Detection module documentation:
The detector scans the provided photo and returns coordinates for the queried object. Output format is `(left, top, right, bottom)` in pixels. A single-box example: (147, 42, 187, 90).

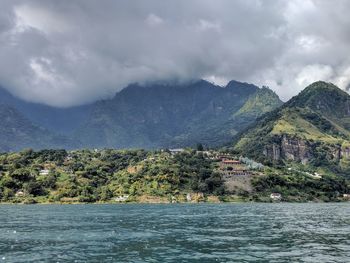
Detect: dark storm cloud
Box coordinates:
(0, 0, 349, 106)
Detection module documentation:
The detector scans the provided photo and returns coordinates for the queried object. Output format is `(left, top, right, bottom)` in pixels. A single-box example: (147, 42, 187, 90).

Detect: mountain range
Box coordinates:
(233, 81, 350, 174)
(0, 80, 282, 151)
(1, 78, 350, 174)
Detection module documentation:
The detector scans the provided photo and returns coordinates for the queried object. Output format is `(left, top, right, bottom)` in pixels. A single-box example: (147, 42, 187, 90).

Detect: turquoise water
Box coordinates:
(0, 203, 349, 262)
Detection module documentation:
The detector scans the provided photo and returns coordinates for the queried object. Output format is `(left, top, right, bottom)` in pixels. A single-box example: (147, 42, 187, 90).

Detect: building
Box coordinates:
(270, 193, 282, 201)
(219, 159, 250, 176)
(169, 148, 184, 155)
(220, 159, 241, 169)
(15, 190, 25, 197)
(310, 173, 322, 179)
(114, 195, 129, 202)
(186, 192, 204, 202)
(343, 194, 350, 200)
(39, 169, 50, 176)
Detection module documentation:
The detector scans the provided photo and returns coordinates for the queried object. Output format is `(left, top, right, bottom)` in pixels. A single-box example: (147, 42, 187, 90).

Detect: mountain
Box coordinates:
(233, 86, 283, 120)
(0, 104, 79, 151)
(0, 79, 282, 151)
(233, 81, 350, 174)
(0, 87, 93, 134)
(172, 85, 283, 147)
(74, 80, 282, 148)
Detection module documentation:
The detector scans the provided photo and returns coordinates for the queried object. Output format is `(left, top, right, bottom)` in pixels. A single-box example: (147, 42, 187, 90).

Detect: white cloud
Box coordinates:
(296, 35, 326, 52)
(146, 14, 164, 27)
(204, 75, 228, 86)
(0, 0, 349, 107)
(296, 64, 334, 87)
(14, 4, 70, 34)
(198, 19, 221, 32)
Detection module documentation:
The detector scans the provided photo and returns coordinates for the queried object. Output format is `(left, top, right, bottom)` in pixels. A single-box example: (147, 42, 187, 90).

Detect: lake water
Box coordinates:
(0, 203, 349, 262)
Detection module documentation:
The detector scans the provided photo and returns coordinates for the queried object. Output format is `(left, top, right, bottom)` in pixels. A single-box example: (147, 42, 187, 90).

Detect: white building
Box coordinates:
(169, 148, 184, 155)
(270, 193, 282, 201)
(39, 169, 50, 176)
(114, 195, 129, 202)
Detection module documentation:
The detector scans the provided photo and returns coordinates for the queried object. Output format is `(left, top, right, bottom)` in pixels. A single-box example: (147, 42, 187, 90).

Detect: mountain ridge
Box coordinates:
(232, 81, 350, 175)
(0, 104, 79, 151)
(75, 80, 282, 148)
(0, 79, 282, 151)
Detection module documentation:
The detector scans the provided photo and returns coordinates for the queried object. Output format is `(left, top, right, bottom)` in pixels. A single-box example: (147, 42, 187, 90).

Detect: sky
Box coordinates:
(0, 0, 350, 107)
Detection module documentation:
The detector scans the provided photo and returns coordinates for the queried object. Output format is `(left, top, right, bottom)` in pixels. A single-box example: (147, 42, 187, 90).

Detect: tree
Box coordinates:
(11, 168, 32, 182)
(196, 143, 204, 151)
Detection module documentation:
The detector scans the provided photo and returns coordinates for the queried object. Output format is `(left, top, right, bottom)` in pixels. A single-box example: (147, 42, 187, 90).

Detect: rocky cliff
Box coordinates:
(263, 135, 312, 164)
(233, 81, 350, 173)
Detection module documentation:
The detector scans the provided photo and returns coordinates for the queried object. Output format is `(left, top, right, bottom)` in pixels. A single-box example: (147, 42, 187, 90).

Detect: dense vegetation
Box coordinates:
(0, 79, 282, 151)
(0, 149, 223, 203)
(0, 104, 77, 152)
(233, 81, 350, 175)
(0, 148, 348, 204)
(252, 167, 350, 202)
(1, 81, 350, 204)
(234, 86, 283, 119)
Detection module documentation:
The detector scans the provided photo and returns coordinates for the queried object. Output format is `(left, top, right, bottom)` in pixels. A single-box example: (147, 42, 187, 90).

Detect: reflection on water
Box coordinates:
(0, 203, 349, 262)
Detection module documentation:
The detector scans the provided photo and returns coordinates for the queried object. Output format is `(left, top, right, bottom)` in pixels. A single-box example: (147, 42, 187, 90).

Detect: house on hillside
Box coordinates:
(270, 193, 282, 201)
(186, 192, 204, 202)
(220, 159, 241, 169)
(39, 169, 50, 176)
(15, 190, 25, 197)
(310, 172, 322, 179)
(169, 148, 184, 155)
(219, 158, 250, 177)
(114, 195, 129, 202)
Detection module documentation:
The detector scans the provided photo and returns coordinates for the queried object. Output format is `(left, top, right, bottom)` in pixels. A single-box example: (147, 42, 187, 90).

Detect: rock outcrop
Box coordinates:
(263, 135, 312, 164)
(263, 135, 350, 164)
(341, 147, 350, 159)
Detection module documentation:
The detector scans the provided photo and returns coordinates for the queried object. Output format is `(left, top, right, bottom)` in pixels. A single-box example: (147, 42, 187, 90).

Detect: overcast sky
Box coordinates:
(0, 0, 350, 107)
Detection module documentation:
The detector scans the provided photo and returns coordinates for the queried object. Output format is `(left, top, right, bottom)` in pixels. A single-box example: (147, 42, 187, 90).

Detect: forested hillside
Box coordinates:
(233, 81, 350, 176)
(0, 149, 348, 204)
(0, 80, 282, 150)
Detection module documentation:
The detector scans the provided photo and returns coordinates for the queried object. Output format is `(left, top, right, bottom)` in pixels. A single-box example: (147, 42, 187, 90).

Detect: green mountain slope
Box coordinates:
(0, 79, 282, 150)
(234, 87, 283, 119)
(233, 81, 350, 175)
(0, 104, 79, 151)
(174, 86, 283, 147)
(75, 80, 282, 148)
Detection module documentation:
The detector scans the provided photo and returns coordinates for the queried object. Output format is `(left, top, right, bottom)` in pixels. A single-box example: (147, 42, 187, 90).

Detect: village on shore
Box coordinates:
(1, 147, 349, 204)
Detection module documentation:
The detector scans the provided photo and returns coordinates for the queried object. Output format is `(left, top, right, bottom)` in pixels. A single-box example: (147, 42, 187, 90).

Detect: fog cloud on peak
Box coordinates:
(0, 0, 349, 107)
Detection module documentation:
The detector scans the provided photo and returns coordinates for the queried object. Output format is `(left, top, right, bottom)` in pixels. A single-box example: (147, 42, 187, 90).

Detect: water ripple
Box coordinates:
(0, 203, 349, 262)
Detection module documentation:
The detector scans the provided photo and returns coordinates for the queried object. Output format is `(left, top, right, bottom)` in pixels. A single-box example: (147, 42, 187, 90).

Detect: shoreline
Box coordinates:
(1, 199, 348, 205)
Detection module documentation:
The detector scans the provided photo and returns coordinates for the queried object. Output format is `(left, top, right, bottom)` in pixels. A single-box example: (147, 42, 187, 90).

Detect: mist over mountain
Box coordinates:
(0, 87, 93, 134)
(0, 104, 78, 151)
(0, 80, 282, 151)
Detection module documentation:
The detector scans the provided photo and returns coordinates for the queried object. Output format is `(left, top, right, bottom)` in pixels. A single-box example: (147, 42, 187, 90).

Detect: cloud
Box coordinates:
(0, 0, 349, 107)
(296, 64, 333, 87)
(146, 14, 164, 27)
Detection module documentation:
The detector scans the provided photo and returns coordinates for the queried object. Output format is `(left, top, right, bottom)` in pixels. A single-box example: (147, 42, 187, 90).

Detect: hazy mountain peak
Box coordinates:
(286, 81, 350, 120)
(0, 79, 282, 151)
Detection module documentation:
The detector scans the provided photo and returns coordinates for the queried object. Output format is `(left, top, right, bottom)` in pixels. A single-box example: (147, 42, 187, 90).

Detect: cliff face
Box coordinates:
(263, 135, 350, 165)
(342, 147, 350, 159)
(263, 135, 312, 164)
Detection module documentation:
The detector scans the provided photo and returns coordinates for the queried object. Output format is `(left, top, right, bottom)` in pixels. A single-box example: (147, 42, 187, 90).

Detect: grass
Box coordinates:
(271, 110, 342, 144)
